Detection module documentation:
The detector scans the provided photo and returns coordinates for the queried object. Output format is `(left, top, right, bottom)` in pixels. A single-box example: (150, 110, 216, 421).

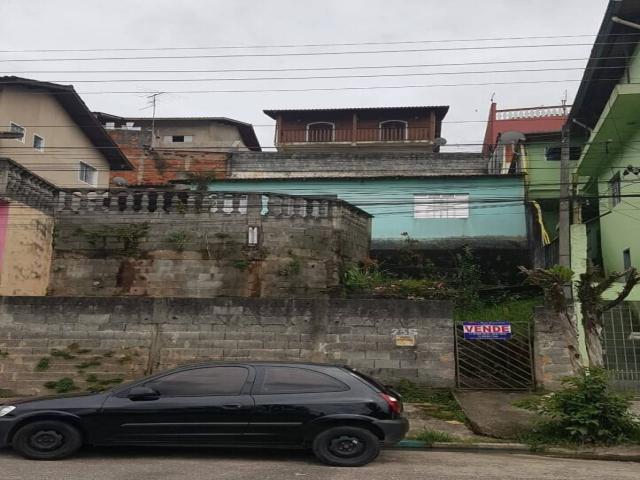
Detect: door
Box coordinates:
(97, 365, 255, 445)
(245, 365, 351, 445)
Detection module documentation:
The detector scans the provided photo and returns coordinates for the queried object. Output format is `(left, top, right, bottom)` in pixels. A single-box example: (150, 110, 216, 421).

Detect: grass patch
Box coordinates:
(44, 377, 78, 394)
(455, 297, 541, 323)
(0, 350, 9, 359)
(0, 388, 16, 398)
(393, 380, 466, 422)
(512, 394, 545, 411)
(35, 357, 50, 371)
(413, 429, 457, 445)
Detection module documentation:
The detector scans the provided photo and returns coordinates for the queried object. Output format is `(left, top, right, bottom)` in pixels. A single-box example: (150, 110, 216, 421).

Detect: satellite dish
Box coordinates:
(434, 137, 447, 146)
(111, 177, 129, 187)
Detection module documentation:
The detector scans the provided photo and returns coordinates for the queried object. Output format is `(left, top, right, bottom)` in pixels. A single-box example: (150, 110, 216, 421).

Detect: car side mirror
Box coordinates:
(127, 386, 159, 401)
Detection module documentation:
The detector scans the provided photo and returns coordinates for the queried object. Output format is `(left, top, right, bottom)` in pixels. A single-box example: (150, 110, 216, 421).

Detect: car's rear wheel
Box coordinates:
(312, 426, 381, 467)
(12, 420, 82, 460)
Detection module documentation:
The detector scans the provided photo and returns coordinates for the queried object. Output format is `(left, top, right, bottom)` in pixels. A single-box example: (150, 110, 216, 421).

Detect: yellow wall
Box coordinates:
(0, 85, 111, 188)
(0, 203, 54, 296)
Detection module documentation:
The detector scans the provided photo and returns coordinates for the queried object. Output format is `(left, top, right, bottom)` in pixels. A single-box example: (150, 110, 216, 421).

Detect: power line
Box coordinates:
(1, 41, 633, 64)
(3, 32, 638, 54)
(1, 55, 627, 75)
(0, 77, 623, 95)
(1, 65, 625, 84)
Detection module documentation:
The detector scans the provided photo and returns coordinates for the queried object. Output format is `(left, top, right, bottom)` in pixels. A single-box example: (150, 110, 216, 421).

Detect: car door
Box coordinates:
(97, 365, 255, 445)
(245, 365, 351, 445)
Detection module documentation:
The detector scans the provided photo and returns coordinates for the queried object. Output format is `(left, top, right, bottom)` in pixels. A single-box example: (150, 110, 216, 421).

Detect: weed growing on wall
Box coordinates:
(76, 223, 150, 257)
(44, 377, 78, 394)
(35, 357, 50, 371)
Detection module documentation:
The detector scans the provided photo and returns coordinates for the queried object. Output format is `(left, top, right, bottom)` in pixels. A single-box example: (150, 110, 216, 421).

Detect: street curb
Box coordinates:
(393, 440, 640, 462)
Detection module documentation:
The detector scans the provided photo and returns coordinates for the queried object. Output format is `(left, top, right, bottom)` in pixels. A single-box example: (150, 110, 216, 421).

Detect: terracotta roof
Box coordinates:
(263, 105, 449, 119)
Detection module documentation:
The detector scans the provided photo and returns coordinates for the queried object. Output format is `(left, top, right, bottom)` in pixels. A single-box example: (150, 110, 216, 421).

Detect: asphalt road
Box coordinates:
(1, 447, 639, 480)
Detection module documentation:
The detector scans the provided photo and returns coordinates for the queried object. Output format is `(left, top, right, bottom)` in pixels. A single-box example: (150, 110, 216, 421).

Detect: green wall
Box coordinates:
(208, 177, 527, 244)
(596, 127, 640, 275)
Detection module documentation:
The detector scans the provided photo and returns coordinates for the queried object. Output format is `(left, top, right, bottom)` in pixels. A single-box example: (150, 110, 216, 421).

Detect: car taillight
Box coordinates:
(380, 393, 403, 414)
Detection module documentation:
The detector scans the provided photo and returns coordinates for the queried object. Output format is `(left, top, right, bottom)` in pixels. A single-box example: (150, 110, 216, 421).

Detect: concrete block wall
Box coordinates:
(533, 307, 577, 390)
(0, 297, 455, 397)
(49, 193, 371, 298)
(229, 152, 488, 179)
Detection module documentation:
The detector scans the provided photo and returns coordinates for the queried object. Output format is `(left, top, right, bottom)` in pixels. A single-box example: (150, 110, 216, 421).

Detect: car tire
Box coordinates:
(312, 426, 381, 467)
(12, 420, 83, 460)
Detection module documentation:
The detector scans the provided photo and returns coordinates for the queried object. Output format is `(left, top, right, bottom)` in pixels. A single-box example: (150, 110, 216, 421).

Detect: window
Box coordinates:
(414, 194, 469, 219)
(78, 162, 98, 186)
(624, 249, 632, 271)
(544, 146, 582, 161)
(33, 134, 44, 152)
(9, 122, 25, 142)
(610, 172, 621, 207)
(379, 120, 408, 141)
(164, 135, 193, 143)
(306, 122, 335, 142)
(146, 366, 249, 396)
(257, 367, 349, 394)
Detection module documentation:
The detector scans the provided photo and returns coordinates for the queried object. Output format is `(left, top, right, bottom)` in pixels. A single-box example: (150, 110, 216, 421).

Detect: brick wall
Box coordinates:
(0, 296, 455, 397)
(107, 129, 228, 186)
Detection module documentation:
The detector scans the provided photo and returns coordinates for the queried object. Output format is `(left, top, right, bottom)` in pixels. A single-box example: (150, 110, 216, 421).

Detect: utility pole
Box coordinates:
(145, 92, 164, 150)
(558, 95, 571, 268)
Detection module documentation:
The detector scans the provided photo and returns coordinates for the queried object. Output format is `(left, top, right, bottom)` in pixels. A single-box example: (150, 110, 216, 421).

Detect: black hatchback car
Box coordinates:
(0, 362, 408, 466)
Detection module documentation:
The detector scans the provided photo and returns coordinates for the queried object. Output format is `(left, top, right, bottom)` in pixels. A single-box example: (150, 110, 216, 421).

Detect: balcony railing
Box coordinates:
(0, 158, 59, 213)
(277, 126, 433, 144)
(495, 106, 569, 120)
(55, 189, 333, 219)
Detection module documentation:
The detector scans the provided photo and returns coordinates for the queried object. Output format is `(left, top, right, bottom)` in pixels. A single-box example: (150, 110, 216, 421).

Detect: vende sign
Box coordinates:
(463, 322, 512, 340)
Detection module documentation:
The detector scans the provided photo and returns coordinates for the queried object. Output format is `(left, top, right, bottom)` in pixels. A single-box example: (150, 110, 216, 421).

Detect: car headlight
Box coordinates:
(0, 406, 16, 417)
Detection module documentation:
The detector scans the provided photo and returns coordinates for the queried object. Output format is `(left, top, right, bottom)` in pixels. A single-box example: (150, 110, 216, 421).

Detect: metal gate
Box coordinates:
(603, 302, 640, 395)
(454, 318, 535, 390)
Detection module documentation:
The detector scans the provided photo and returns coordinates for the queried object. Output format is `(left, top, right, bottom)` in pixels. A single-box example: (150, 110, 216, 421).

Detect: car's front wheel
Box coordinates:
(12, 420, 82, 460)
(312, 426, 381, 467)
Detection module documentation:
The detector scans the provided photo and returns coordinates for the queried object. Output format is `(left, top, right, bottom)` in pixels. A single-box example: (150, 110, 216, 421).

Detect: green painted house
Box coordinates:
(569, 0, 640, 299)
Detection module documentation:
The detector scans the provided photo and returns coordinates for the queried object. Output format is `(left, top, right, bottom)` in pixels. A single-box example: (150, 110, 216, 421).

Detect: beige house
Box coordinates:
(0, 77, 131, 188)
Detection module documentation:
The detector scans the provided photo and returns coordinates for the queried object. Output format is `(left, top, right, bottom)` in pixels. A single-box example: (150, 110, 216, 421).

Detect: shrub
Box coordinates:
(530, 368, 639, 445)
(343, 264, 455, 300)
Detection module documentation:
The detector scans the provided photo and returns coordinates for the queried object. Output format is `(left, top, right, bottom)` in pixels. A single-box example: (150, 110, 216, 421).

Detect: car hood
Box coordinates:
(5, 392, 108, 408)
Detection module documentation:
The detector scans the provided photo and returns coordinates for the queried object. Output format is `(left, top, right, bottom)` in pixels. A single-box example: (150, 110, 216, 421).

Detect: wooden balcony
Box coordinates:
(276, 126, 435, 147)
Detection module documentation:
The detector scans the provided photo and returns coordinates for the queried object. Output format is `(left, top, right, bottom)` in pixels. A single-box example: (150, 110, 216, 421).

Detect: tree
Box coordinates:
(576, 266, 639, 368)
(519, 265, 582, 374)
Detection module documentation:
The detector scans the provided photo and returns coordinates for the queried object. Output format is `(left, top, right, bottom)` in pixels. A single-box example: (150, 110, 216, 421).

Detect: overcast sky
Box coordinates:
(0, 0, 610, 150)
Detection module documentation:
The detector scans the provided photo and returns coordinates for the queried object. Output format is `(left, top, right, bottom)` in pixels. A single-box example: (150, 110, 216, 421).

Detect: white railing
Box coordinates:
(495, 106, 569, 121)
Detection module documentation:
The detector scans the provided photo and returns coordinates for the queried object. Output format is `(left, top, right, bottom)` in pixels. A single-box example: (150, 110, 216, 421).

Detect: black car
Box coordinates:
(0, 362, 408, 467)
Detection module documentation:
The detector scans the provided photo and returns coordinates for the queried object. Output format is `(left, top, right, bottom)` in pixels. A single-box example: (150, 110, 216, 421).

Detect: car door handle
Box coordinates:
(222, 404, 244, 410)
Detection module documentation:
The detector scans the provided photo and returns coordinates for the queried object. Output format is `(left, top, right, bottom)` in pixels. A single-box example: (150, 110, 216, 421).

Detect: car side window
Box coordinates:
(146, 366, 249, 396)
(258, 367, 349, 394)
